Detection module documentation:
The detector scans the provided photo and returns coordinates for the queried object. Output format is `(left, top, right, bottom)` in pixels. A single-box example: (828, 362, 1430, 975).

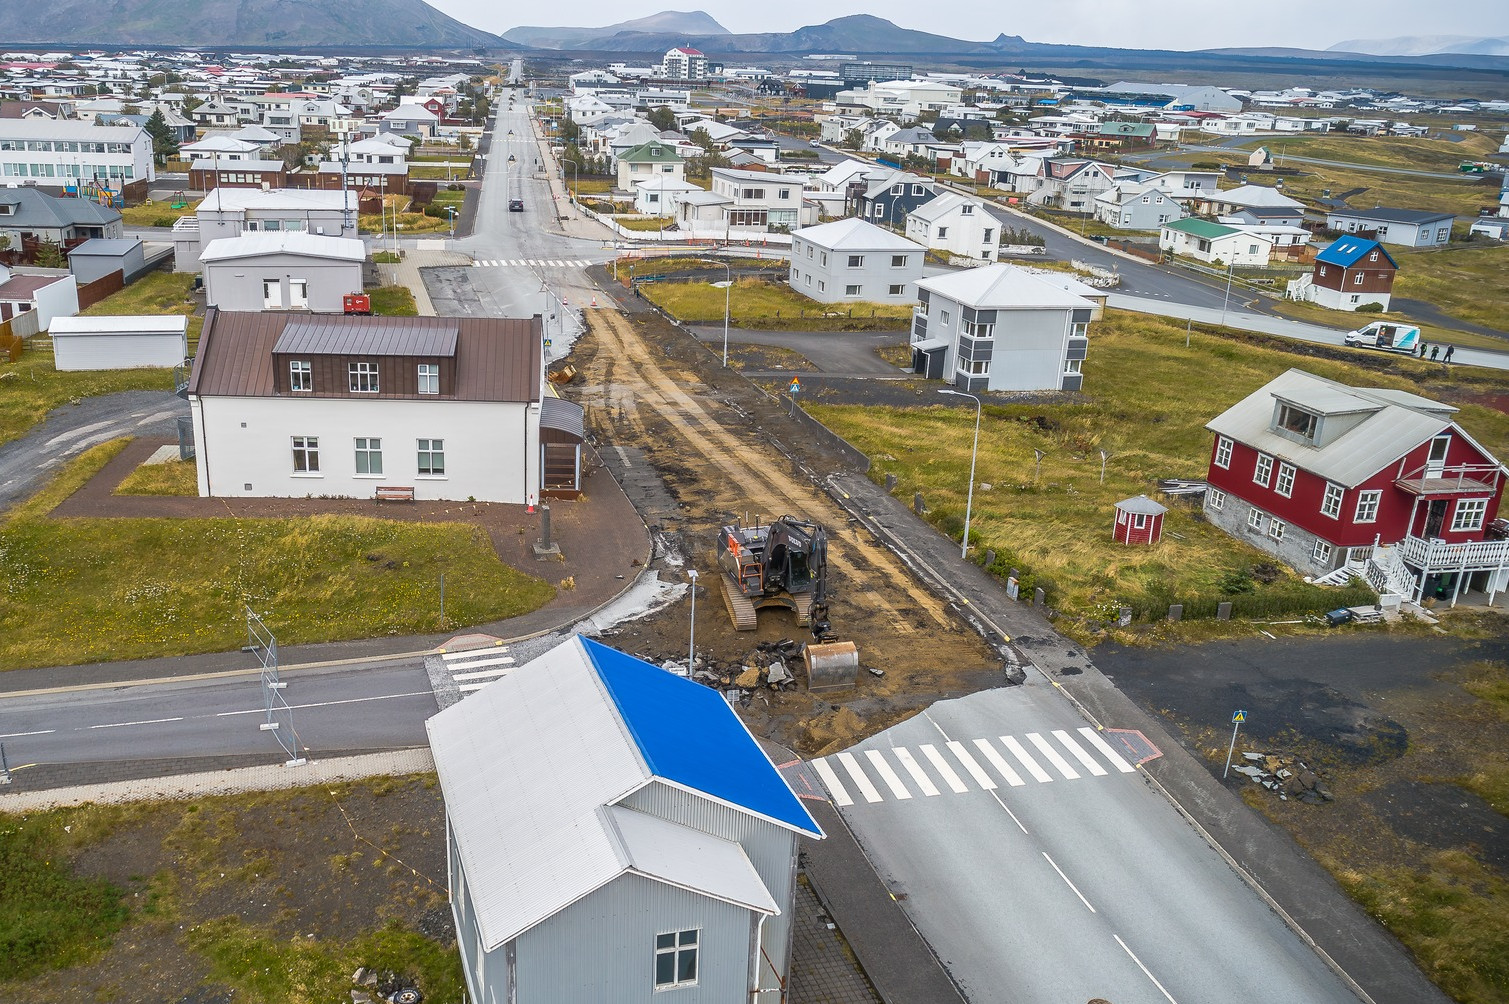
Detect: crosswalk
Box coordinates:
(471, 259, 591, 268)
(811, 728, 1140, 807)
(439, 645, 517, 694)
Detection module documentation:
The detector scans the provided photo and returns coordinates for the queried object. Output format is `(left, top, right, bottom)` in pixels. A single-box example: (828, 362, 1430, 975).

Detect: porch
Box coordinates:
(1345, 533, 1509, 608)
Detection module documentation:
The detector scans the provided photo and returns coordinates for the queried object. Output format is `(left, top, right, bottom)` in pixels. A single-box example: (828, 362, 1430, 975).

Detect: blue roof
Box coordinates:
(1317, 237, 1397, 269)
(584, 638, 822, 837)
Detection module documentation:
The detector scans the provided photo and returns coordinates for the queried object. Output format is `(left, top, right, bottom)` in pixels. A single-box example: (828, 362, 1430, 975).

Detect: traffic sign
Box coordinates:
(1232, 710, 1246, 724)
(789, 378, 801, 394)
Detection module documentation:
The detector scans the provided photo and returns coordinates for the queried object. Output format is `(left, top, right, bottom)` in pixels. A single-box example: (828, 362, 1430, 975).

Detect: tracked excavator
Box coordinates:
(717, 516, 860, 681)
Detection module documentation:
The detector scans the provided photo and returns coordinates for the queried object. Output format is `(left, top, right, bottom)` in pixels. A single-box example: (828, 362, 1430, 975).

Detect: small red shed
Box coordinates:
(1113, 495, 1168, 545)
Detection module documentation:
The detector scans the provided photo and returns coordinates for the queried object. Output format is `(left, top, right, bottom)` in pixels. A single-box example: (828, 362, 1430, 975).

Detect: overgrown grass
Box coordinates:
(114, 456, 198, 496)
(807, 310, 1509, 634)
(0, 441, 555, 670)
(367, 285, 419, 316)
(0, 353, 171, 447)
(642, 277, 913, 331)
(81, 269, 203, 349)
(1233, 131, 1503, 174)
(119, 198, 200, 228)
(1392, 243, 1509, 334)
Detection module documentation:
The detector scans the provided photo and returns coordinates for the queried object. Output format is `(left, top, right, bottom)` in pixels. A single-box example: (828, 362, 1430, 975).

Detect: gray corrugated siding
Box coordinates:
(514, 873, 755, 1004)
(449, 826, 491, 1004)
(623, 782, 800, 995)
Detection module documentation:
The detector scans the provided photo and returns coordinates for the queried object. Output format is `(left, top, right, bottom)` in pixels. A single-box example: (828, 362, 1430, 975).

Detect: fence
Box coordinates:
(76, 269, 124, 311)
(1, 324, 20, 362)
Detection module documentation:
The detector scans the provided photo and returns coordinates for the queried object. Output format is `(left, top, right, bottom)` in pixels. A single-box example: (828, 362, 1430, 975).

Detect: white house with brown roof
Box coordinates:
(186, 311, 583, 505)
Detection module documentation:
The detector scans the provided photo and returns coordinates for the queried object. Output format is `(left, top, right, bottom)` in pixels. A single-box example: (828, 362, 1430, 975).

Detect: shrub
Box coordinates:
(1353, 301, 1385, 313)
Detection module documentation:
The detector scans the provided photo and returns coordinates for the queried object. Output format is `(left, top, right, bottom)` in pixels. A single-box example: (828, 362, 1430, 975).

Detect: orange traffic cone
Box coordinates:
(590, 296, 598, 308)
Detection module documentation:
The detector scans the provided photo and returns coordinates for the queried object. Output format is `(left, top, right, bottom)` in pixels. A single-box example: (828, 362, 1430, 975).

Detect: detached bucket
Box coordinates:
(804, 641, 860, 693)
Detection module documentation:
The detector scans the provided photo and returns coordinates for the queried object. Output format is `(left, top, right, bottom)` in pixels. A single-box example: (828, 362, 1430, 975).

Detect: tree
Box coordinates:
(34, 237, 66, 269)
(842, 128, 865, 151)
(646, 106, 676, 131)
(145, 108, 179, 166)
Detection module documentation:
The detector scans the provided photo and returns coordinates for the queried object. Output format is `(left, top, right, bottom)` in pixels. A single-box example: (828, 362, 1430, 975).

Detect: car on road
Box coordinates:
(509, 199, 524, 212)
(1343, 320, 1420, 353)
(810, 139, 821, 147)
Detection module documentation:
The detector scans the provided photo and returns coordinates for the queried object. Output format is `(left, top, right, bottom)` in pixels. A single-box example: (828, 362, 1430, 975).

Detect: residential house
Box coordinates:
(904, 192, 1001, 261)
(910, 263, 1094, 392)
(1216, 219, 1312, 260)
(200, 232, 365, 313)
(1093, 182, 1186, 230)
(615, 141, 685, 191)
(1324, 207, 1455, 248)
(188, 100, 240, 131)
(186, 310, 580, 505)
(189, 159, 289, 192)
(1031, 159, 1117, 213)
(835, 79, 964, 121)
(0, 265, 78, 327)
(1286, 236, 1397, 310)
(428, 635, 822, 1004)
(659, 46, 709, 80)
(173, 188, 358, 272)
(634, 176, 700, 215)
(0, 117, 154, 201)
(1203, 368, 1508, 604)
(846, 169, 937, 228)
(1145, 169, 1222, 199)
(0, 187, 122, 261)
(1159, 218, 1273, 266)
(788, 218, 924, 304)
(1191, 185, 1305, 224)
(379, 104, 438, 139)
(880, 126, 956, 164)
(707, 167, 806, 229)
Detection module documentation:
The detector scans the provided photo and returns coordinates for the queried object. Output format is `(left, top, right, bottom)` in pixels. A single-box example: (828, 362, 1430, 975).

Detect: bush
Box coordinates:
(1353, 301, 1385, 313)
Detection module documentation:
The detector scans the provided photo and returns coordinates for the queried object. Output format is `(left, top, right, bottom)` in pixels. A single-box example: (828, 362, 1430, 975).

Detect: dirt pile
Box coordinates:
(1231, 751, 1335, 803)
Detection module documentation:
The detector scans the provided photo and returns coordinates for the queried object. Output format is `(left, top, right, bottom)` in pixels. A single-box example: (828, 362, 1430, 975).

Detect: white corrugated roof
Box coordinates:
(792, 217, 923, 252)
(917, 263, 1092, 310)
(50, 315, 187, 336)
(1205, 368, 1461, 487)
(200, 188, 357, 213)
(200, 232, 365, 262)
(605, 806, 778, 916)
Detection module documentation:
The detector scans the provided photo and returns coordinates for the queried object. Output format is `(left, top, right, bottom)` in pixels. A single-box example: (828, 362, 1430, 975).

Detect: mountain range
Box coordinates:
(1329, 35, 1509, 57)
(503, 11, 729, 49)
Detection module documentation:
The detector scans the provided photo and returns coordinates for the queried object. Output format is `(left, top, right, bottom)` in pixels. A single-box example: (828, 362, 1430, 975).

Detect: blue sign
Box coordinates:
(789, 378, 801, 394)
(1232, 710, 1246, 724)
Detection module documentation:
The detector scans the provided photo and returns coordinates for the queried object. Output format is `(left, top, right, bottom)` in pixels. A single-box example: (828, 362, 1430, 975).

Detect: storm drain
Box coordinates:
(1104, 729, 1162, 765)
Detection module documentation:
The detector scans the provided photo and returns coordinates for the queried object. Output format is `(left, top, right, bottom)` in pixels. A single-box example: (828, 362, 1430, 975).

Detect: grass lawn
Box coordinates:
(81, 270, 203, 349)
(367, 285, 419, 316)
(642, 278, 913, 331)
(114, 456, 197, 496)
(1391, 242, 1509, 334)
(360, 211, 450, 236)
(409, 165, 468, 181)
(1233, 131, 1503, 174)
(0, 441, 556, 670)
(572, 179, 613, 195)
(806, 310, 1509, 637)
(613, 216, 675, 232)
(0, 355, 171, 447)
(119, 198, 199, 228)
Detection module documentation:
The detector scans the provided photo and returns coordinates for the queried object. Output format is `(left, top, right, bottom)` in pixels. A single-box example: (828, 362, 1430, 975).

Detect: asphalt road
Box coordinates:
(821, 683, 1361, 1004)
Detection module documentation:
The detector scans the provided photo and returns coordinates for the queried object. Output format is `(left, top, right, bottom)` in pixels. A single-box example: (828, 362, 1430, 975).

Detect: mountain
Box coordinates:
(1329, 35, 1509, 56)
(0, 0, 508, 48)
(503, 10, 728, 49)
(564, 14, 999, 55)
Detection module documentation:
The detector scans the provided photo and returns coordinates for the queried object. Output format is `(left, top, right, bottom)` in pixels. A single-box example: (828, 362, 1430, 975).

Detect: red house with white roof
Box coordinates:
(1203, 369, 1509, 606)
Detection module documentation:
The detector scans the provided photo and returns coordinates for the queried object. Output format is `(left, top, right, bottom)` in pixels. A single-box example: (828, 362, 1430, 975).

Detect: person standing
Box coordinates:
(1417, 340, 1428, 358)
(1444, 345, 1455, 364)
(1430, 345, 1440, 361)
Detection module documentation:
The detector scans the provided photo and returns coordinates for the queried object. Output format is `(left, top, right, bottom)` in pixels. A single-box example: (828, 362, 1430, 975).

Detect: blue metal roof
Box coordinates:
(1316, 237, 1397, 269)
(584, 638, 822, 837)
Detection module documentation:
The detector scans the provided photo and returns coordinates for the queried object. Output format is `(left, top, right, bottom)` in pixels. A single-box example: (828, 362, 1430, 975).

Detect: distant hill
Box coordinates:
(569, 14, 1000, 55)
(504, 10, 728, 49)
(0, 0, 509, 48)
(1329, 35, 1509, 57)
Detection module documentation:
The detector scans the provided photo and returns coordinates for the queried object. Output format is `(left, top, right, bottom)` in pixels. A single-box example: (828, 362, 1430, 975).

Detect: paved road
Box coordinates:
(815, 684, 1359, 1003)
(0, 390, 186, 511)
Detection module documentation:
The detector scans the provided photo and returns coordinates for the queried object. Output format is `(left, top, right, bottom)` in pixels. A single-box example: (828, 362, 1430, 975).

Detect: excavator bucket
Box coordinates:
(804, 641, 860, 692)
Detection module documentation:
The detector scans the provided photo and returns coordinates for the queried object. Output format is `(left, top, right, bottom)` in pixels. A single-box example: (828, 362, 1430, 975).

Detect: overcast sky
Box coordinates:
(429, 0, 1507, 51)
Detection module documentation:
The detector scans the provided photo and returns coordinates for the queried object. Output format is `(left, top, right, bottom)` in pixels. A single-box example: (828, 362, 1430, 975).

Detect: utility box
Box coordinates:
(343, 292, 372, 315)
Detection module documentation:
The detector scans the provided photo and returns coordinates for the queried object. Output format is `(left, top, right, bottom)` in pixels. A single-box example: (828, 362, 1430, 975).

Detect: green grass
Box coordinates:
(614, 216, 675, 232)
(1392, 243, 1509, 334)
(0, 353, 172, 447)
(1233, 131, 1503, 174)
(81, 269, 203, 349)
(0, 441, 555, 670)
(115, 456, 198, 496)
(367, 285, 419, 316)
(642, 277, 913, 331)
(806, 310, 1509, 634)
(571, 178, 613, 195)
(119, 198, 199, 228)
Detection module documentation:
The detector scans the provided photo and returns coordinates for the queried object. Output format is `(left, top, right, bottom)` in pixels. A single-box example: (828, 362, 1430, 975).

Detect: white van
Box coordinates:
(1344, 321, 1420, 354)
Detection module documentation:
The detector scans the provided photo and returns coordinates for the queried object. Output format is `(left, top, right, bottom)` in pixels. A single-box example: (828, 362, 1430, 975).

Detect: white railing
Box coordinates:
(1396, 534, 1509, 572)
(1395, 461, 1501, 494)
(1366, 545, 1415, 597)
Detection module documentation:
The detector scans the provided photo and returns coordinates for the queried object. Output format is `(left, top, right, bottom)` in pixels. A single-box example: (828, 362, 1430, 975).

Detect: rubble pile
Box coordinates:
(1231, 751, 1334, 803)
(660, 639, 807, 702)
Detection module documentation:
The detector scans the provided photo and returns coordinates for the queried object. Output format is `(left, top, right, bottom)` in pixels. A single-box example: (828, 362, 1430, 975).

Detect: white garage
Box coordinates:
(51, 315, 189, 371)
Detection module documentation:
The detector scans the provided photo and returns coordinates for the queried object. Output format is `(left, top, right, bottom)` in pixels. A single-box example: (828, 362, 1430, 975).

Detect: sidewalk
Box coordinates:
(377, 248, 473, 316)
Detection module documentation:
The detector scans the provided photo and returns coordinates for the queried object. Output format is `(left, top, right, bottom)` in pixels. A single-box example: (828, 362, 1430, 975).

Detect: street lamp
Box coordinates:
(563, 159, 580, 211)
(706, 259, 732, 367)
(1220, 257, 1235, 327)
(446, 206, 456, 237)
(938, 388, 982, 560)
(687, 568, 699, 671)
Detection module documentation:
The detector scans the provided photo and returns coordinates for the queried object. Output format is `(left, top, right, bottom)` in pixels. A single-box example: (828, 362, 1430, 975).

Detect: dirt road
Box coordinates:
(572, 305, 999, 755)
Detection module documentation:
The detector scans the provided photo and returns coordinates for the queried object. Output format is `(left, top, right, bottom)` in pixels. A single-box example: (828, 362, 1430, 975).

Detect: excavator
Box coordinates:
(717, 516, 859, 682)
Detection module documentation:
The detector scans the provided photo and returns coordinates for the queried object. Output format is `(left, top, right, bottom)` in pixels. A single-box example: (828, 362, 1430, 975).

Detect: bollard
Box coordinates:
(1118, 606, 1132, 628)
(1167, 603, 1183, 622)
(885, 473, 898, 492)
(532, 503, 562, 559)
(984, 549, 996, 568)
(913, 492, 926, 515)
(541, 504, 552, 548)
(1217, 601, 1232, 621)
(1034, 587, 1045, 608)
(1010, 568, 1019, 582)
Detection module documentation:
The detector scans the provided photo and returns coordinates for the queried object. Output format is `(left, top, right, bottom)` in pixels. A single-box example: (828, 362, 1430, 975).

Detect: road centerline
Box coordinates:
(1042, 852, 1096, 913)
(1114, 934, 1179, 1003)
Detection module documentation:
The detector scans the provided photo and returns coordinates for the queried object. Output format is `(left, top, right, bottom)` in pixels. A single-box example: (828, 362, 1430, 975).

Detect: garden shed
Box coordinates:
(50, 314, 188, 371)
(1113, 494, 1168, 545)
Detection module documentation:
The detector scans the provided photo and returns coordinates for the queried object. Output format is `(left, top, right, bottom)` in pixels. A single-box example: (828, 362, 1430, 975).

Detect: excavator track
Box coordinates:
(721, 573, 759, 631)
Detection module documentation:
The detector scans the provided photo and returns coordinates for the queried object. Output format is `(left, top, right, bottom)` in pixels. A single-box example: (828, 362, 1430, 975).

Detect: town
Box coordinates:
(1, 15, 1507, 1004)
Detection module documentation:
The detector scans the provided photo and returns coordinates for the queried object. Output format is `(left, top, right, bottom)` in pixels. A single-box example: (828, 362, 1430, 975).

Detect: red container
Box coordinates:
(343, 293, 372, 315)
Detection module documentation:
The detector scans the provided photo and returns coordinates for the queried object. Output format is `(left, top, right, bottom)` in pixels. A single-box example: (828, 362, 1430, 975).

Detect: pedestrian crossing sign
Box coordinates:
(789, 378, 801, 394)
(1232, 710, 1246, 724)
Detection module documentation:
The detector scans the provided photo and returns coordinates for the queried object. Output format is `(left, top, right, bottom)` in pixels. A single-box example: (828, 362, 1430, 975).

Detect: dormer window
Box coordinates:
(1275, 403, 1319, 444)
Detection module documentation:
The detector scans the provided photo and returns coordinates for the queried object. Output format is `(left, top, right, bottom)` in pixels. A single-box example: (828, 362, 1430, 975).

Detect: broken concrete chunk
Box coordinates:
(734, 666, 762, 688)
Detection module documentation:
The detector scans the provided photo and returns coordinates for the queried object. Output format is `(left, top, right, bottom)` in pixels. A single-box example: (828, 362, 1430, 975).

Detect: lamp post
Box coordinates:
(446, 206, 456, 237)
(687, 568, 699, 671)
(938, 388, 981, 560)
(706, 258, 732, 367)
(1220, 256, 1235, 327)
(563, 158, 580, 211)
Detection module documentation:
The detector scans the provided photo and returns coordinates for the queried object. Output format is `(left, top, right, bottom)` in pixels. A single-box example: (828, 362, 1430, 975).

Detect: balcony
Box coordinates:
(1395, 533, 1509, 574)
(1394, 462, 1500, 497)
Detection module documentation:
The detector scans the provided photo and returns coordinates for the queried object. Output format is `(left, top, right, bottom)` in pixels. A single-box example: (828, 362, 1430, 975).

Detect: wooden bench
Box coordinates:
(374, 486, 416, 502)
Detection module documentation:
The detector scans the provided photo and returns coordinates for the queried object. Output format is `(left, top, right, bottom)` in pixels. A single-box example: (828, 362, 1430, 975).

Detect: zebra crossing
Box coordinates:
(811, 728, 1140, 807)
(471, 259, 591, 268)
(438, 645, 517, 694)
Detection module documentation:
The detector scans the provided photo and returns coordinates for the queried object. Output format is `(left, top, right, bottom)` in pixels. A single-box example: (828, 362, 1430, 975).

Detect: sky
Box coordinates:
(428, 0, 1508, 51)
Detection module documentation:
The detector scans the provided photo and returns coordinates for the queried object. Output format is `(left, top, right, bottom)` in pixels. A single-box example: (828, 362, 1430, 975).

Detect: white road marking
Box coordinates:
(1002, 735, 1054, 783)
(864, 749, 912, 799)
(44, 419, 113, 449)
(973, 738, 1025, 786)
(990, 789, 1029, 834)
(811, 757, 853, 806)
(88, 716, 182, 729)
(1027, 732, 1081, 779)
(1043, 852, 1096, 913)
(450, 667, 515, 683)
(946, 740, 997, 790)
(892, 747, 940, 796)
(1053, 729, 1108, 776)
(920, 743, 968, 793)
(1115, 934, 1179, 1003)
(214, 690, 434, 717)
(0, 729, 56, 738)
(836, 751, 883, 803)
(1079, 727, 1136, 772)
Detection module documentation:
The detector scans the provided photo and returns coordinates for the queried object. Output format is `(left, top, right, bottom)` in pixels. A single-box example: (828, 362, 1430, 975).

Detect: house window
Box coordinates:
(818, 280, 825, 292)
(1353, 273, 1364, 285)
(655, 930, 698, 989)
(1451, 498, 1488, 532)
(805, 244, 813, 258)
(418, 363, 440, 394)
(778, 188, 790, 199)
(820, 252, 827, 265)
(354, 437, 383, 475)
(1318, 265, 1327, 276)
(1275, 462, 1296, 497)
(962, 204, 975, 215)
(417, 438, 445, 476)
(891, 184, 903, 195)
(961, 358, 990, 375)
(1065, 358, 1082, 374)
(1355, 490, 1381, 523)
(889, 284, 905, 295)
(1436, 228, 1449, 241)
(1133, 512, 1148, 529)
(845, 284, 862, 296)
(349, 361, 379, 393)
(962, 320, 994, 338)
(289, 360, 311, 392)
(1208, 488, 1226, 511)
(1268, 518, 1286, 541)
(1253, 453, 1273, 487)
(1247, 507, 1264, 531)
(291, 436, 320, 473)
(983, 228, 994, 242)
(1071, 322, 1089, 339)
(1275, 404, 1318, 442)
(912, 184, 925, 195)
(1368, 251, 1379, 261)
(1313, 540, 1333, 564)
(939, 310, 951, 326)
(1321, 482, 1344, 518)
(937, 226, 949, 238)
(848, 255, 865, 268)
(891, 254, 908, 267)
